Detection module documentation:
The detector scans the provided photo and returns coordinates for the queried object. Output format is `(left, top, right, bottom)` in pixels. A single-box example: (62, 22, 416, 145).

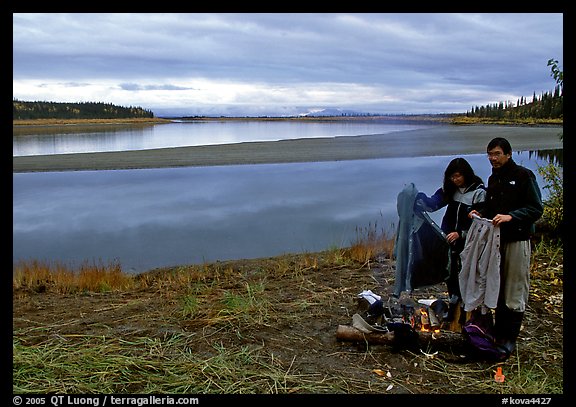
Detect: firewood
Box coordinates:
(336, 324, 462, 345)
(336, 324, 395, 344)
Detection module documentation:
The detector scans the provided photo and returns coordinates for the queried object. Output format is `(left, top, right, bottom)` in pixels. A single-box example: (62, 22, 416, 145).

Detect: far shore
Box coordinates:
(13, 124, 563, 173)
(12, 117, 172, 126)
(12, 115, 448, 126)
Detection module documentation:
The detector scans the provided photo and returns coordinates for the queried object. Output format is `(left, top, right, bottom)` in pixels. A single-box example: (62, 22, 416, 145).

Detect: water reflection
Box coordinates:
(527, 149, 563, 167)
(13, 150, 559, 274)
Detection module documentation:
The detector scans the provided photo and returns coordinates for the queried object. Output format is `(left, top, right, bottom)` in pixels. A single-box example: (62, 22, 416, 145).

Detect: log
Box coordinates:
(336, 324, 462, 345)
(336, 324, 395, 344)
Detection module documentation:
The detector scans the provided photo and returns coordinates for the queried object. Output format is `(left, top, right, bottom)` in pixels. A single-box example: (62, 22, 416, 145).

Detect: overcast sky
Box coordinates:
(12, 13, 563, 117)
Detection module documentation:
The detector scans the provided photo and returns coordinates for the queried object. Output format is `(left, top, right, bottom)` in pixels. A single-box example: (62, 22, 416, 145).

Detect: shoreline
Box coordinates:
(13, 124, 563, 173)
(12, 117, 171, 127)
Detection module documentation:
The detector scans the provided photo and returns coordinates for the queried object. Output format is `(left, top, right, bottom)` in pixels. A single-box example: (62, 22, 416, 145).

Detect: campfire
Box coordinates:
(336, 291, 458, 347)
(362, 292, 448, 332)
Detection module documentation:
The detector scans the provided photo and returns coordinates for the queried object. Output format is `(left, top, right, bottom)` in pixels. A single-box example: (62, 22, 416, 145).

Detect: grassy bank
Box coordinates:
(449, 116, 563, 126)
(13, 232, 563, 394)
(12, 115, 450, 128)
(12, 115, 563, 127)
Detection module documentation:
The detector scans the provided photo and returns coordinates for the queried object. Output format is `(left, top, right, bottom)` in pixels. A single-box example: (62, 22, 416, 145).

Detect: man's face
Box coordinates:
(487, 146, 510, 169)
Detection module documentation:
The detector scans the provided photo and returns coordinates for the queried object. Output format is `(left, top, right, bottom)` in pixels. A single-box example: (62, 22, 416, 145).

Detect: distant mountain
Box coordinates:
(154, 106, 375, 118)
(298, 108, 369, 117)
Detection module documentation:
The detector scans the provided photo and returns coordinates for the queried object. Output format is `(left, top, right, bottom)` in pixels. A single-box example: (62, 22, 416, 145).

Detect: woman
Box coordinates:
(415, 157, 486, 319)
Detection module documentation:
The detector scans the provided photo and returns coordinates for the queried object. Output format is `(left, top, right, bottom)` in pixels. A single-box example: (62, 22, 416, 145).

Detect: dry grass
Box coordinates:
(346, 220, 395, 264)
(449, 116, 563, 126)
(12, 235, 563, 395)
(13, 259, 135, 293)
(13, 334, 337, 394)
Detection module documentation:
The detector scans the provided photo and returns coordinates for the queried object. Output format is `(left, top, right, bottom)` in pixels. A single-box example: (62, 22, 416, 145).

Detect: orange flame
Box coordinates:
(419, 308, 440, 333)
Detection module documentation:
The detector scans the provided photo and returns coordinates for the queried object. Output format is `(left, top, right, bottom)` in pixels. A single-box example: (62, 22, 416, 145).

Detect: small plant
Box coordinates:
(537, 162, 563, 238)
(218, 282, 270, 325)
(181, 292, 199, 318)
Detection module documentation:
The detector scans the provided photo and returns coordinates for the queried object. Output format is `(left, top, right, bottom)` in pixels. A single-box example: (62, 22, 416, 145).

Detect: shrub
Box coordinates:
(537, 162, 563, 238)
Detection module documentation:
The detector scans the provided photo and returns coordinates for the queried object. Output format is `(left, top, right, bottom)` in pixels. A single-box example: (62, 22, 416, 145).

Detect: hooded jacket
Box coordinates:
(415, 181, 486, 253)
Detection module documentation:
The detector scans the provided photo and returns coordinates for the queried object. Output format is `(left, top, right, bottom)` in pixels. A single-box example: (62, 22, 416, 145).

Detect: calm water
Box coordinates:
(12, 122, 561, 274)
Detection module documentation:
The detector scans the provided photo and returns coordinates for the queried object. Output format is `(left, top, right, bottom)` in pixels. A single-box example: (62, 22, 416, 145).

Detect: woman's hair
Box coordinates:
(442, 157, 483, 199)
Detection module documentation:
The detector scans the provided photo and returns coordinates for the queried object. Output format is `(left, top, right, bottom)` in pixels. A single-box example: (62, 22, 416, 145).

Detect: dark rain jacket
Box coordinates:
(393, 183, 451, 297)
(479, 159, 543, 242)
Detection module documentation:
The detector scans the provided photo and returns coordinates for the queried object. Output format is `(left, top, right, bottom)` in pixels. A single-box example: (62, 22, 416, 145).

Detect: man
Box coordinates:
(469, 137, 543, 359)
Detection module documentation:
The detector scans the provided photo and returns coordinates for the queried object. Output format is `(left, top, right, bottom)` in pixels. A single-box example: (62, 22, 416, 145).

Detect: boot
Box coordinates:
(494, 307, 524, 358)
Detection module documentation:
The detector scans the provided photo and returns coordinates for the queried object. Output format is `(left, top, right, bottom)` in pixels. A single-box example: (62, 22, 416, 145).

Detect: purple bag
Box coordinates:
(462, 311, 506, 361)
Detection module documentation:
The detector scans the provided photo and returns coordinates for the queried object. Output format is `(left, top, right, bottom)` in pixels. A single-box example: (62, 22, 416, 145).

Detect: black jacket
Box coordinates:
(480, 159, 543, 242)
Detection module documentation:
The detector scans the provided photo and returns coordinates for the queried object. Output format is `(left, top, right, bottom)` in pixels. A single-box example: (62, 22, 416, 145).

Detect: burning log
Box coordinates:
(336, 324, 449, 344)
(342, 294, 468, 349)
(336, 322, 464, 349)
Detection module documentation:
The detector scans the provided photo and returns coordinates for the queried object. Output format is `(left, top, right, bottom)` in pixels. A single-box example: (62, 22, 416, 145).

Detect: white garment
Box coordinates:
(357, 290, 381, 305)
(459, 217, 501, 312)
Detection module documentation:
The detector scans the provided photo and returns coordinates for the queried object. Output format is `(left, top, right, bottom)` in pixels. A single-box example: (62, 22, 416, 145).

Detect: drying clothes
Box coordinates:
(393, 183, 451, 297)
(459, 216, 501, 312)
(357, 290, 382, 305)
(352, 313, 388, 333)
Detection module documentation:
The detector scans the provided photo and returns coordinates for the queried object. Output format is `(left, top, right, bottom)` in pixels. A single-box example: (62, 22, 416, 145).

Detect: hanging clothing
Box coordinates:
(459, 216, 501, 312)
(416, 181, 486, 250)
(393, 183, 451, 297)
(415, 180, 486, 301)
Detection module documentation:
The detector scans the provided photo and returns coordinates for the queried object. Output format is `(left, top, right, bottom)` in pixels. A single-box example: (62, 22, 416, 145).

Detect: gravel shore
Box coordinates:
(13, 125, 563, 173)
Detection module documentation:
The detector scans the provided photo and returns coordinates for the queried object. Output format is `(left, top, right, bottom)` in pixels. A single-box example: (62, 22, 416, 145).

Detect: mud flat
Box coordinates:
(13, 125, 563, 173)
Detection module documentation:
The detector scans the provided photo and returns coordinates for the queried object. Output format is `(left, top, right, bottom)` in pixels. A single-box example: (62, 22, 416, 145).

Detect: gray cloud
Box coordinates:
(13, 13, 563, 115)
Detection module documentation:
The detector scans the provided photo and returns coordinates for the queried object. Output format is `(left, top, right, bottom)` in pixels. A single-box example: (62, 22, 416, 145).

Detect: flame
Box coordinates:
(420, 309, 430, 331)
(403, 314, 416, 328)
(419, 308, 440, 333)
(399, 304, 441, 334)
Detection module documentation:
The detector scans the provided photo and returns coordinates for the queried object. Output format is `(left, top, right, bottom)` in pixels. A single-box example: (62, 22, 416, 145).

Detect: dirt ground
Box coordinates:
(12, 248, 563, 394)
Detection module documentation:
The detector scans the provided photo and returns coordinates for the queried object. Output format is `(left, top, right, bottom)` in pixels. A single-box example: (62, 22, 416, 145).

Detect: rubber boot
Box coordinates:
(494, 307, 524, 358)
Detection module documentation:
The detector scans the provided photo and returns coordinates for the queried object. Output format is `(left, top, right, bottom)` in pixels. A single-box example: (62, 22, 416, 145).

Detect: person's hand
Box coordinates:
(492, 214, 512, 226)
(413, 192, 427, 212)
(446, 231, 460, 244)
(468, 210, 480, 219)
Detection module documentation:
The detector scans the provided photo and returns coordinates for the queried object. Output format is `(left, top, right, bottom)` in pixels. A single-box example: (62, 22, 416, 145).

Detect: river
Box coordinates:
(13, 120, 563, 273)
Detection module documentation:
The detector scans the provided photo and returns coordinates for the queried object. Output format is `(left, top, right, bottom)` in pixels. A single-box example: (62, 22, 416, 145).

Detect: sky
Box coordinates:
(12, 13, 563, 117)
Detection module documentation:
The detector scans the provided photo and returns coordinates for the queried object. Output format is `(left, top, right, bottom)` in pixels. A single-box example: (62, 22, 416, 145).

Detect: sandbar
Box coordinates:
(13, 125, 563, 173)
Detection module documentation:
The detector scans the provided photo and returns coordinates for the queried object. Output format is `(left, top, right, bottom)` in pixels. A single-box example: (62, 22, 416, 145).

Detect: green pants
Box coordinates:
(500, 240, 531, 312)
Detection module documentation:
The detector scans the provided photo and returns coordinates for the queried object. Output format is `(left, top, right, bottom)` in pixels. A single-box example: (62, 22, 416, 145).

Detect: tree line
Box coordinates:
(465, 59, 563, 121)
(465, 86, 563, 120)
(13, 100, 154, 120)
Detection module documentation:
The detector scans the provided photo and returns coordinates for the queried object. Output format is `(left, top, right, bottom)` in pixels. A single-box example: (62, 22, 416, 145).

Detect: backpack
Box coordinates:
(462, 310, 507, 361)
